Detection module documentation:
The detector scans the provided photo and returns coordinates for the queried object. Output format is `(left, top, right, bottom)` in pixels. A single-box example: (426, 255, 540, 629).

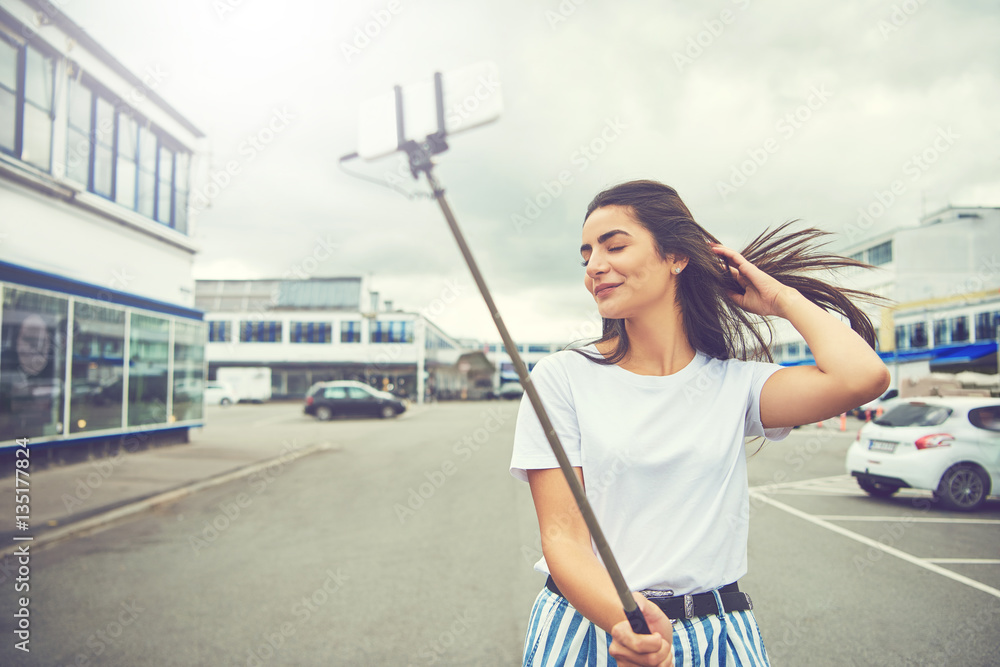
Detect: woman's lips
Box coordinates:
(595, 283, 622, 298)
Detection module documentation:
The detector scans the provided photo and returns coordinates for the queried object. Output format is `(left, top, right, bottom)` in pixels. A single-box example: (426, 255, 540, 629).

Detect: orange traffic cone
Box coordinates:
(840, 413, 847, 431)
(876, 406, 884, 418)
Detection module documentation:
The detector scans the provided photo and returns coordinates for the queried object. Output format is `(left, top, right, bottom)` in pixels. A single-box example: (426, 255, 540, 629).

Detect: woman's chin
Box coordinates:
(596, 305, 629, 320)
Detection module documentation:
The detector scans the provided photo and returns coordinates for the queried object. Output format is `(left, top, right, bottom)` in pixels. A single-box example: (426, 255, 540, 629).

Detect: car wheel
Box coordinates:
(315, 406, 333, 421)
(220, 398, 232, 406)
(380, 405, 396, 419)
(936, 465, 989, 512)
(857, 479, 900, 498)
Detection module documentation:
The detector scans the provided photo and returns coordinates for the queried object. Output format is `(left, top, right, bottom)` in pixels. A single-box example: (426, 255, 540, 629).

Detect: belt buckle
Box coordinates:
(744, 592, 753, 611)
(683, 594, 694, 619)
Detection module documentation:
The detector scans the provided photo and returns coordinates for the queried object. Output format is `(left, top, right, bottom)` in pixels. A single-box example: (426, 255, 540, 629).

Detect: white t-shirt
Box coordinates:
(509, 344, 791, 595)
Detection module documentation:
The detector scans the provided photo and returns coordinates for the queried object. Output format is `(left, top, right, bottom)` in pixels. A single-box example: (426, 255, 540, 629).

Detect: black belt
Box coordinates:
(544, 575, 753, 620)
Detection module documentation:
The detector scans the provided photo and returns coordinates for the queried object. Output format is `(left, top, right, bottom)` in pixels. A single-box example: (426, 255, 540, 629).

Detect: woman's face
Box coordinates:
(581, 205, 685, 320)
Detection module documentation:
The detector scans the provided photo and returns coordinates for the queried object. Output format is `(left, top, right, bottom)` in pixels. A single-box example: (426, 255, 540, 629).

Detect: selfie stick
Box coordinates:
(342, 73, 650, 635)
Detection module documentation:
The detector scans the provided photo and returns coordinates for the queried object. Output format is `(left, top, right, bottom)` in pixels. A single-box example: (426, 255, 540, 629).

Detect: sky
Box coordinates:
(61, 0, 1000, 343)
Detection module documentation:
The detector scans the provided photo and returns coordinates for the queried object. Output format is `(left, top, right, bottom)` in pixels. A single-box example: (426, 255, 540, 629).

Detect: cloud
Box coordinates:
(63, 0, 1000, 341)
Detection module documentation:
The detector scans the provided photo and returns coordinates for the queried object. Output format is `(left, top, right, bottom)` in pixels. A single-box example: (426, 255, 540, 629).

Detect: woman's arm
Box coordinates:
(527, 467, 628, 632)
(527, 467, 674, 665)
(711, 244, 891, 429)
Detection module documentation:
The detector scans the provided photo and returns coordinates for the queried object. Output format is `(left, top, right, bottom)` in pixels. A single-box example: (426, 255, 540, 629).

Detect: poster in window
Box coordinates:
(0, 287, 68, 441)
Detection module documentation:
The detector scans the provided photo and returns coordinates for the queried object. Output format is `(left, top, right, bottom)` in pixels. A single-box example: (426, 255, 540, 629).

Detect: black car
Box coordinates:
(304, 382, 406, 420)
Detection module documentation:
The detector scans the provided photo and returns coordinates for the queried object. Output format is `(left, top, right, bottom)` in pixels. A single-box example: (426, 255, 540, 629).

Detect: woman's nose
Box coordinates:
(586, 257, 607, 278)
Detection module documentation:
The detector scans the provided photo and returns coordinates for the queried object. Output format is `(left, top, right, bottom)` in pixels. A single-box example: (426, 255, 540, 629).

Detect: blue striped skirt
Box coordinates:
(523, 586, 770, 666)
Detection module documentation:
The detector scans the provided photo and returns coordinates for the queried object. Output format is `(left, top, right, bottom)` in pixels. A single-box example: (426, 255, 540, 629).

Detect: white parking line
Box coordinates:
(749, 491, 1000, 600)
(750, 474, 853, 492)
(814, 515, 1000, 525)
(925, 558, 1000, 565)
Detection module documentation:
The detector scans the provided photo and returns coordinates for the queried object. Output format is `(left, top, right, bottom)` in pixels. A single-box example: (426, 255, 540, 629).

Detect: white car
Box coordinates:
(204, 382, 237, 406)
(846, 396, 1000, 511)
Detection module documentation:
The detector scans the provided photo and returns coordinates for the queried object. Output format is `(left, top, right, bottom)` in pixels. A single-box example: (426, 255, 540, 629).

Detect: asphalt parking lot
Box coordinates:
(2, 405, 996, 665)
(743, 423, 1000, 665)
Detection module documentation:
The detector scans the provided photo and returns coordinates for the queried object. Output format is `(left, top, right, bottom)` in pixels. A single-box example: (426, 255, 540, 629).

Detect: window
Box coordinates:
(909, 322, 928, 348)
(950, 316, 969, 343)
(62, 75, 191, 230)
(848, 251, 864, 263)
(240, 321, 282, 343)
(933, 319, 948, 347)
(0, 36, 15, 152)
(291, 322, 332, 344)
(0, 37, 55, 171)
(174, 152, 190, 234)
(0, 287, 68, 440)
(156, 145, 173, 224)
(66, 77, 92, 184)
(347, 387, 370, 399)
(867, 241, 893, 266)
(785, 343, 800, 357)
(528, 344, 550, 353)
(370, 320, 413, 344)
(70, 302, 125, 434)
(137, 124, 157, 218)
(172, 321, 205, 423)
(340, 321, 361, 343)
(969, 406, 1000, 432)
(127, 313, 170, 427)
(895, 325, 908, 350)
(323, 386, 348, 399)
(974, 312, 997, 341)
(875, 403, 951, 427)
(207, 321, 232, 342)
(93, 96, 114, 196)
(116, 115, 138, 209)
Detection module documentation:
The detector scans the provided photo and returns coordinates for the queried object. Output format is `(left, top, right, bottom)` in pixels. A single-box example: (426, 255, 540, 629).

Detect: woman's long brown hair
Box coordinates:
(575, 180, 883, 365)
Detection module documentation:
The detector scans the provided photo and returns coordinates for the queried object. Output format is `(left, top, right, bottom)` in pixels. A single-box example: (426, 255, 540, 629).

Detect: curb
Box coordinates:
(1, 442, 335, 557)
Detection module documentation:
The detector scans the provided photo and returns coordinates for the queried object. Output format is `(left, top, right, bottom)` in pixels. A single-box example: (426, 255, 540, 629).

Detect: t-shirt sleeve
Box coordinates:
(509, 355, 582, 482)
(745, 361, 792, 441)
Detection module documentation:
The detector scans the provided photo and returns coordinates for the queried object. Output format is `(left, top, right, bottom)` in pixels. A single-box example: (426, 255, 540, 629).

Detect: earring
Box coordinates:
(674, 267, 682, 274)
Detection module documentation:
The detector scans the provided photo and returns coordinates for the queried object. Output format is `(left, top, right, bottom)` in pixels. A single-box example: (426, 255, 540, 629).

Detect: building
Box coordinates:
(774, 206, 1000, 390)
(481, 341, 569, 393)
(0, 1, 207, 466)
(195, 277, 491, 402)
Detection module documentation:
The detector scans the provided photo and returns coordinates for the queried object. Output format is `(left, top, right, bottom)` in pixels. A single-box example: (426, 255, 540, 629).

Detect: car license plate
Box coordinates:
(868, 440, 897, 453)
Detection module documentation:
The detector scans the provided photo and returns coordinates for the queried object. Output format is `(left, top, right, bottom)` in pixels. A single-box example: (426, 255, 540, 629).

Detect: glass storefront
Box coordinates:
(0, 282, 205, 445)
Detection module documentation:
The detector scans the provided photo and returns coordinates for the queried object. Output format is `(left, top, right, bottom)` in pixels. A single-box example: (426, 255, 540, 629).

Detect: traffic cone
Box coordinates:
(840, 413, 847, 431)
(876, 406, 884, 418)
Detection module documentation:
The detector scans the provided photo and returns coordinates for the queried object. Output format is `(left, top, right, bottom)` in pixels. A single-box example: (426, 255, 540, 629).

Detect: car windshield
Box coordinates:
(874, 403, 953, 427)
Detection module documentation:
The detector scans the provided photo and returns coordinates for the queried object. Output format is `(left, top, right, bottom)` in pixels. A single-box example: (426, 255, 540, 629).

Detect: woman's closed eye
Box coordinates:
(581, 246, 625, 267)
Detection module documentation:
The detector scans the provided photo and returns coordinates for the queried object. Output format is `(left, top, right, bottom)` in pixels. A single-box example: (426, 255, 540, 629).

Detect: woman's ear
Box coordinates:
(669, 255, 689, 274)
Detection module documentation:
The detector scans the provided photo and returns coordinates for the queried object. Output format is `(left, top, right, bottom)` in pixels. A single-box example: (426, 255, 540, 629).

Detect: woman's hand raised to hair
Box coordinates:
(710, 244, 800, 319)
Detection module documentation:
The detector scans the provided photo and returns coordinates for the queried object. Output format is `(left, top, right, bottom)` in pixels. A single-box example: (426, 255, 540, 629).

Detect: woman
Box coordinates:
(510, 180, 890, 666)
